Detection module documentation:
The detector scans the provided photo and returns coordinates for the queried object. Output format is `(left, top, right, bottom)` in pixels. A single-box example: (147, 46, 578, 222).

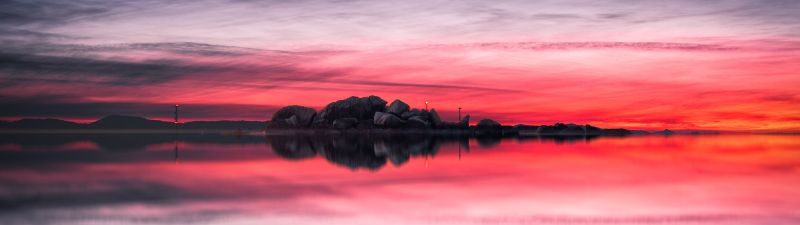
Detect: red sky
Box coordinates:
(1, 1, 799, 131)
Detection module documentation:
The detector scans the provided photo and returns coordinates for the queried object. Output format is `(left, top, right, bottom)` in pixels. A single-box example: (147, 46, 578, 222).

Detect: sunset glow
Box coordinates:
(1, 0, 799, 131)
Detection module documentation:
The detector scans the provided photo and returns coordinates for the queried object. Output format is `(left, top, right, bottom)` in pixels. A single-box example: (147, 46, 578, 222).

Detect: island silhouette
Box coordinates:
(0, 95, 688, 136)
(267, 95, 642, 136)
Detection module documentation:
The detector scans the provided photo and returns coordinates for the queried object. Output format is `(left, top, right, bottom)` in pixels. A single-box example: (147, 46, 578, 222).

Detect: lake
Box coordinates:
(0, 133, 798, 225)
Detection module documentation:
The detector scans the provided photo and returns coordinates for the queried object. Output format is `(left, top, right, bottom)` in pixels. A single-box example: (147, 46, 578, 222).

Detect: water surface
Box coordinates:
(0, 134, 798, 225)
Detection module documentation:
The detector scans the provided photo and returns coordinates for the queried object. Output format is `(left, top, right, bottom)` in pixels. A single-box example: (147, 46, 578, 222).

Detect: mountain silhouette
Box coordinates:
(0, 118, 83, 129)
(0, 115, 265, 130)
(90, 115, 173, 129)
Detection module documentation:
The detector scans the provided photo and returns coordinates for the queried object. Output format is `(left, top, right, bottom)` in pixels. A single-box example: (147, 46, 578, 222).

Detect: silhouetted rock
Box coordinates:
(476, 119, 501, 130)
(269, 105, 316, 128)
(514, 124, 539, 130)
(317, 96, 387, 123)
(602, 128, 632, 136)
(387, 99, 410, 115)
(332, 118, 359, 129)
(529, 123, 633, 136)
(458, 115, 470, 128)
(373, 112, 406, 128)
(558, 123, 587, 135)
(406, 116, 430, 129)
(356, 119, 375, 129)
(656, 129, 675, 135)
(429, 109, 443, 128)
(285, 115, 299, 127)
(400, 109, 423, 120)
(310, 119, 331, 129)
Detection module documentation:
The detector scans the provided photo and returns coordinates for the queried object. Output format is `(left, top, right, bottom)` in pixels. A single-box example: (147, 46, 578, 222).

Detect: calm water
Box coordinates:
(0, 133, 798, 225)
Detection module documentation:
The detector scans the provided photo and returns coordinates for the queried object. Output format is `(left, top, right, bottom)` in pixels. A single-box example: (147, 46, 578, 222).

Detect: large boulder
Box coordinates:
(406, 116, 430, 129)
(269, 105, 316, 128)
(400, 109, 423, 120)
(332, 118, 359, 129)
(476, 119, 501, 130)
(318, 96, 387, 123)
(356, 119, 375, 129)
(373, 112, 406, 128)
(387, 99, 410, 115)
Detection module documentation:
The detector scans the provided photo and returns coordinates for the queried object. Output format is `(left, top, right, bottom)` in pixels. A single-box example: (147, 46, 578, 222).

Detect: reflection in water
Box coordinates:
(0, 134, 799, 225)
(270, 134, 448, 170)
(0, 132, 595, 170)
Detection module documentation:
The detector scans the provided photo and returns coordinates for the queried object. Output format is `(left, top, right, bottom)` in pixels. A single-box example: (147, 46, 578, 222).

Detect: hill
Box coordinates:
(0, 115, 265, 130)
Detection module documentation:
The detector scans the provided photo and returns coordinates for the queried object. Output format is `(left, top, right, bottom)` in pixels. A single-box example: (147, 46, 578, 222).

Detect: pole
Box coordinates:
(425, 101, 429, 111)
(458, 107, 462, 121)
(174, 104, 179, 124)
(173, 104, 180, 163)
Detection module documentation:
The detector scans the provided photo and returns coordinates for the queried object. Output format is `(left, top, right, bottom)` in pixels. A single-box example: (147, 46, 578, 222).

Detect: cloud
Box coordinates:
(0, 0, 117, 27)
(0, 52, 228, 85)
(416, 41, 739, 52)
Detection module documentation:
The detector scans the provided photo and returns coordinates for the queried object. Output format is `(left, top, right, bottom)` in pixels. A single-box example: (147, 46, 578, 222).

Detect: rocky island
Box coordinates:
(267, 95, 638, 136)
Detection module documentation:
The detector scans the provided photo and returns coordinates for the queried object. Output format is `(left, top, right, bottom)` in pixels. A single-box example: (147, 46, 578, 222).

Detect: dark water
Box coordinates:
(0, 133, 798, 225)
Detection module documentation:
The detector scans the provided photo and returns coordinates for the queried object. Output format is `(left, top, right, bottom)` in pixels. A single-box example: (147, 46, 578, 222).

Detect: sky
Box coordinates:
(0, 0, 799, 131)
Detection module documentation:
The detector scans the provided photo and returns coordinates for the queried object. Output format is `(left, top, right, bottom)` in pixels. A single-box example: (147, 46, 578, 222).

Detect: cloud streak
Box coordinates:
(415, 41, 740, 51)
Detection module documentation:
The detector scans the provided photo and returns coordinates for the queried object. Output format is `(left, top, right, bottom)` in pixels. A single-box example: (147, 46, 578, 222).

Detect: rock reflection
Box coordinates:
(267, 133, 607, 170)
(268, 134, 450, 170)
(0, 132, 605, 170)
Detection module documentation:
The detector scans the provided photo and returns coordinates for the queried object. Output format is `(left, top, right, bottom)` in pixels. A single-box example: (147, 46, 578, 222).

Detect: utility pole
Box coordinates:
(458, 106, 462, 120)
(174, 104, 180, 164)
(174, 104, 180, 124)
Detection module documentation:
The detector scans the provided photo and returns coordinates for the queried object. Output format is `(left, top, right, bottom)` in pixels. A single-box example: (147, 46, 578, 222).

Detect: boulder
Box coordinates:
(332, 117, 359, 129)
(310, 118, 331, 129)
(406, 116, 430, 129)
(429, 109, 442, 127)
(285, 115, 299, 127)
(373, 112, 406, 128)
(476, 119, 501, 130)
(387, 99, 410, 115)
(269, 105, 316, 128)
(356, 119, 375, 129)
(400, 109, 423, 120)
(318, 96, 387, 123)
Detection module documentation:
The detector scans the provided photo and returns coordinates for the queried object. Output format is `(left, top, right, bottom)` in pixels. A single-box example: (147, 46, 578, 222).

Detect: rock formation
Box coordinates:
(458, 115, 470, 128)
(373, 112, 406, 128)
(387, 99, 410, 115)
(332, 117, 359, 129)
(406, 116, 430, 129)
(264, 95, 634, 136)
(268, 105, 316, 128)
(429, 109, 443, 128)
(476, 119, 501, 129)
(317, 96, 387, 124)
